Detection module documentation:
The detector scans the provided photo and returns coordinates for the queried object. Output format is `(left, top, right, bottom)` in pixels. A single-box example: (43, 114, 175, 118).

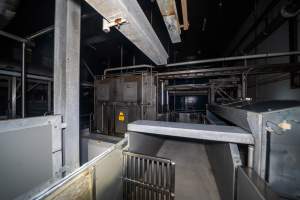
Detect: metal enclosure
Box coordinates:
(0, 116, 63, 200)
(208, 100, 300, 198)
(95, 72, 157, 136)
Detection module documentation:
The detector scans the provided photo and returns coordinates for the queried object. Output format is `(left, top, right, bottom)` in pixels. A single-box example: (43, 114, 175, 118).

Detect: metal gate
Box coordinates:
(122, 151, 175, 200)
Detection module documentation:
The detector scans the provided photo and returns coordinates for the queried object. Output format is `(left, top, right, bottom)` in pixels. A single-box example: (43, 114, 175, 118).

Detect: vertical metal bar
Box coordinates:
(141, 73, 144, 120)
(142, 158, 145, 200)
(162, 163, 165, 199)
(166, 163, 170, 200)
(248, 145, 254, 168)
(7, 78, 11, 118)
(242, 73, 247, 99)
(161, 81, 164, 113)
(137, 157, 140, 199)
(21, 42, 26, 118)
(147, 159, 150, 200)
(170, 162, 175, 200)
(123, 153, 126, 199)
(133, 156, 136, 200)
(156, 161, 159, 200)
(11, 77, 17, 118)
(54, 0, 81, 173)
(47, 81, 51, 113)
(128, 155, 131, 199)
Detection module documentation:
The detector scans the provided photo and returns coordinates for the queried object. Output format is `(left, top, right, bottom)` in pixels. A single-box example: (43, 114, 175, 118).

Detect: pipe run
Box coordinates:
(165, 51, 300, 67)
(103, 65, 154, 76)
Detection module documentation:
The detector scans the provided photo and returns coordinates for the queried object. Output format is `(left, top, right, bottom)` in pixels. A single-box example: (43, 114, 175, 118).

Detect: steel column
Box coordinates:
(11, 77, 17, 118)
(21, 42, 26, 118)
(160, 80, 164, 112)
(54, 0, 81, 173)
(48, 82, 52, 113)
(242, 73, 247, 99)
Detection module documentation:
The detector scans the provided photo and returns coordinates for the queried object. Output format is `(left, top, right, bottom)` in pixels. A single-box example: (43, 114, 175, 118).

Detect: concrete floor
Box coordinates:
(156, 140, 221, 200)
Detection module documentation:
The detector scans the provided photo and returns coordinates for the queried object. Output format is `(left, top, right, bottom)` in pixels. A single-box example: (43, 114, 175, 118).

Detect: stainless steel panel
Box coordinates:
(206, 143, 242, 200)
(263, 107, 300, 198)
(96, 83, 110, 101)
(95, 148, 123, 200)
(236, 167, 279, 200)
(128, 120, 254, 144)
(0, 125, 52, 199)
(123, 81, 138, 102)
(209, 101, 300, 198)
(128, 132, 165, 157)
(80, 137, 114, 164)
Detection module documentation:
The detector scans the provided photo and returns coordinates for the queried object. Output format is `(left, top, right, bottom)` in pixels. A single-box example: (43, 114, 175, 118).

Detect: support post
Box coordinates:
(242, 73, 247, 99)
(48, 81, 52, 113)
(248, 145, 254, 168)
(54, 0, 81, 173)
(160, 81, 164, 113)
(21, 42, 26, 118)
(11, 77, 17, 118)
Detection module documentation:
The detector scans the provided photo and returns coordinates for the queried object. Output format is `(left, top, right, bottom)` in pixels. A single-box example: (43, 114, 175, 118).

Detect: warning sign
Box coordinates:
(118, 112, 125, 122)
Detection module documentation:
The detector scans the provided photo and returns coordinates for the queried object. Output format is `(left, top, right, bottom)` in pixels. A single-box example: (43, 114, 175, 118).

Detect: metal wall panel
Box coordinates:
(263, 108, 300, 198)
(96, 83, 110, 101)
(0, 116, 63, 199)
(0, 126, 52, 199)
(236, 167, 279, 200)
(128, 132, 165, 157)
(123, 81, 138, 102)
(206, 143, 242, 200)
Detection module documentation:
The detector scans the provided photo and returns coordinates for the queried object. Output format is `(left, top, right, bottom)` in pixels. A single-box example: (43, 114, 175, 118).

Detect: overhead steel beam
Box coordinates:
(85, 0, 168, 65)
(54, 0, 81, 173)
(156, 0, 181, 43)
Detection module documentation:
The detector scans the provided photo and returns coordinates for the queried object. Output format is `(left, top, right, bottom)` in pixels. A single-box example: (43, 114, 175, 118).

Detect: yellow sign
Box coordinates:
(118, 112, 125, 122)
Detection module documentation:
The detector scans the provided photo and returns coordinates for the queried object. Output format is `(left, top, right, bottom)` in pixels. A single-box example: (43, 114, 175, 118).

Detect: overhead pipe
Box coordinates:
(26, 25, 54, 40)
(0, 30, 27, 43)
(103, 65, 153, 76)
(165, 51, 300, 67)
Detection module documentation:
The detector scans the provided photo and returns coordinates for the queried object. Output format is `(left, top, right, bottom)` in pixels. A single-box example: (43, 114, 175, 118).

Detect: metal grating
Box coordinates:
(122, 151, 175, 200)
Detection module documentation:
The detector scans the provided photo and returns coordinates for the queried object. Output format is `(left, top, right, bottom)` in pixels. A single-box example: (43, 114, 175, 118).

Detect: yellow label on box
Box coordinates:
(118, 112, 125, 121)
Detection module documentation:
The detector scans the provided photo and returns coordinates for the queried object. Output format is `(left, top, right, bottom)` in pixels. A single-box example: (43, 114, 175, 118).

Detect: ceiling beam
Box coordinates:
(156, 0, 181, 43)
(85, 0, 168, 65)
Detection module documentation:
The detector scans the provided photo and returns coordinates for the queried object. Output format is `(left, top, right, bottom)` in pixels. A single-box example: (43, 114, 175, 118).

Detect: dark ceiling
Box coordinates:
(0, 0, 254, 77)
